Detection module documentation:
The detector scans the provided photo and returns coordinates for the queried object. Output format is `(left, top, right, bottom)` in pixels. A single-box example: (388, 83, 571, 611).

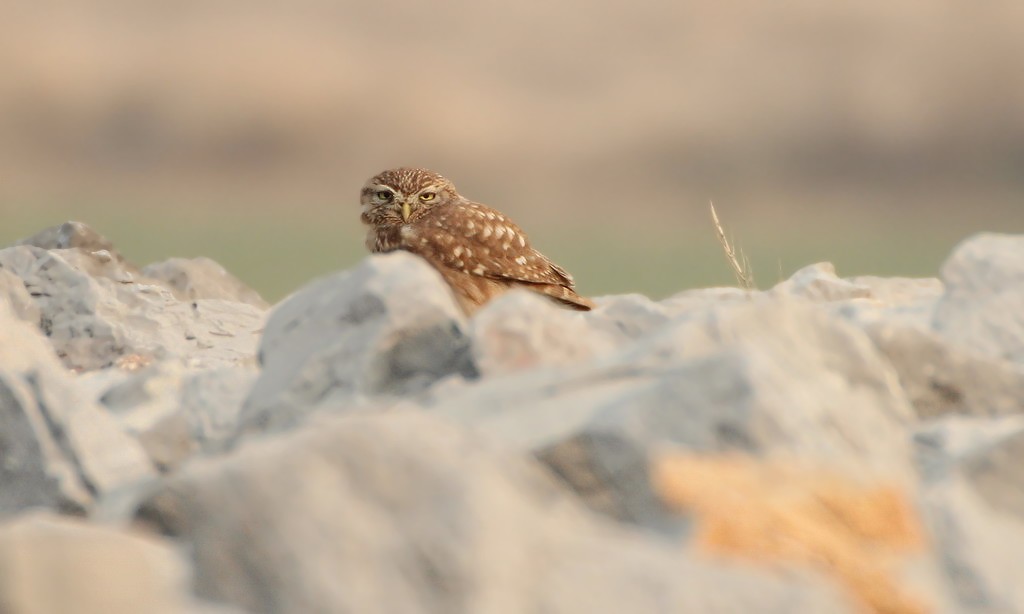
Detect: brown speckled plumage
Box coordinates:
(360, 167, 593, 314)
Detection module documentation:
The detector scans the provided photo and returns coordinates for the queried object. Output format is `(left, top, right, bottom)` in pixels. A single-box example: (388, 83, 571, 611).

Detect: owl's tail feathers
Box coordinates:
(541, 285, 594, 311)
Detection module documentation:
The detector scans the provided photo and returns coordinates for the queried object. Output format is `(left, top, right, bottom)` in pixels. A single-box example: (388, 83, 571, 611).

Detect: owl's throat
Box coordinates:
(370, 225, 406, 253)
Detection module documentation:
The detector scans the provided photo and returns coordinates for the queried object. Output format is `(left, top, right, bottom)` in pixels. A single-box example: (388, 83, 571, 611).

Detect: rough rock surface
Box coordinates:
(18, 220, 125, 254)
(471, 290, 618, 376)
(239, 251, 476, 435)
(0, 233, 265, 371)
(143, 257, 268, 308)
(0, 267, 41, 324)
(2, 222, 1024, 613)
(0, 301, 154, 517)
(85, 363, 258, 470)
(428, 299, 916, 536)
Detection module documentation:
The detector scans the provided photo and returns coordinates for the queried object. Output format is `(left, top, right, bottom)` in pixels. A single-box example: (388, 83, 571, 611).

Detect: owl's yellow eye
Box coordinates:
(419, 192, 436, 202)
(376, 190, 393, 201)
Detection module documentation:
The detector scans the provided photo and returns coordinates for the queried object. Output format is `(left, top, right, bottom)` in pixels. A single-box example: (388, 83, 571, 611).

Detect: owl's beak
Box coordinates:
(401, 202, 412, 223)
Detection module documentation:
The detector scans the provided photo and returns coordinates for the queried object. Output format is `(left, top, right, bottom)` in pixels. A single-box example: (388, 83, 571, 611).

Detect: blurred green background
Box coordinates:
(2, 1, 1023, 303)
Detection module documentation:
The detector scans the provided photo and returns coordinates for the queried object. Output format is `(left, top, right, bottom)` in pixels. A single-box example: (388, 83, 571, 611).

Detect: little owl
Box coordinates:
(360, 167, 593, 314)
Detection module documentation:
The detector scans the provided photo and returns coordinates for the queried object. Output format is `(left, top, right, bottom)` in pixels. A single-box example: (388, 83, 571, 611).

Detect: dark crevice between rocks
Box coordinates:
(371, 322, 479, 396)
(0, 378, 73, 517)
(25, 372, 99, 499)
(537, 432, 688, 540)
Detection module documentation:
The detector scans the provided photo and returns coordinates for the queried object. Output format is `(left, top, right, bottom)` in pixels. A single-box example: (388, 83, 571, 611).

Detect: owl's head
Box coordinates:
(360, 167, 459, 227)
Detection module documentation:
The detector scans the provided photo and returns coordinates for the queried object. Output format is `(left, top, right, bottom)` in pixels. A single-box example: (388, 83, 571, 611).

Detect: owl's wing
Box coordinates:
(545, 261, 577, 288)
(419, 204, 577, 288)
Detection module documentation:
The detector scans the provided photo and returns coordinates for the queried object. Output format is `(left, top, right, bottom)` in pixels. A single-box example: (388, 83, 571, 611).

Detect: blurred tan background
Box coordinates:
(1, 0, 1023, 302)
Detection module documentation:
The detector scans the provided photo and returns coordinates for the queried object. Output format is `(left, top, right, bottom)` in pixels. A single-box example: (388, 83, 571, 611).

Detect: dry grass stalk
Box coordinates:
(709, 201, 755, 289)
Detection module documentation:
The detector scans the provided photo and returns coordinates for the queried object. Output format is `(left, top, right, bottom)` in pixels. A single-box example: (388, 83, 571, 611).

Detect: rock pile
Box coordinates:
(1, 221, 1023, 613)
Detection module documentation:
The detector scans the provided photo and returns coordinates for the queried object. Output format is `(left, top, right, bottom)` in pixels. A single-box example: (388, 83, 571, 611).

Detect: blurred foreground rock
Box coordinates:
(0, 512, 233, 614)
(137, 411, 852, 613)
(1, 222, 1024, 613)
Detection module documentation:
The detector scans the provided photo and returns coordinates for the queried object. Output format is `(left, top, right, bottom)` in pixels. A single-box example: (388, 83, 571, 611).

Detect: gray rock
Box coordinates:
(471, 291, 618, 376)
(16, 221, 129, 267)
(0, 245, 265, 371)
(8, 219, 1024, 611)
(0, 302, 155, 517)
(0, 267, 41, 324)
(771, 262, 872, 301)
(768, 266, 943, 332)
(833, 276, 945, 331)
(0, 245, 126, 369)
(239, 252, 476, 435)
(587, 287, 761, 360)
(136, 412, 855, 614)
(52, 246, 138, 284)
(915, 417, 1024, 611)
(915, 416, 1024, 483)
(657, 286, 759, 320)
(432, 301, 915, 530)
(847, 275, 944, 307)
(642, 302, 910, 472)
(428, 362, 705, 531)
(0, 511, 233, 614)
(90, 362, 258, 470)
(960, 424, 1024, 520)
(535, 427, 681, 535)
(866, 323, 1024, 419)
(144, 257, 268, 309)
(933, 233, 1024, 363)
(586, 293, 673, 342)
(178, 367, 260, 452)
(0, 348, 88, 514)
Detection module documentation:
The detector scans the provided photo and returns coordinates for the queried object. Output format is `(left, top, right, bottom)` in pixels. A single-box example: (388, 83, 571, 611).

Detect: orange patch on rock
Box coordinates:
(652, 454, 929, 614)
